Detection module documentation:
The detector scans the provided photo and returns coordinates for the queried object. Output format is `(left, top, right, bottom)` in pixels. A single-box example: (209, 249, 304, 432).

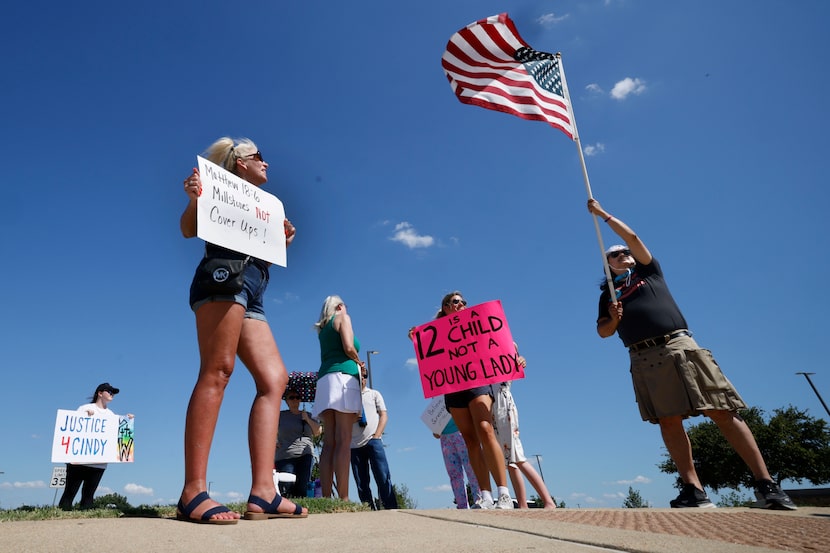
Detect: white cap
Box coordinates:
(604, 244, 628, 256)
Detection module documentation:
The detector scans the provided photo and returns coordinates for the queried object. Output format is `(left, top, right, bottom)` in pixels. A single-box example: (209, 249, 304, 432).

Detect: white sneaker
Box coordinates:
(495, 493, 514, 510)
(471, 497, 494, 509)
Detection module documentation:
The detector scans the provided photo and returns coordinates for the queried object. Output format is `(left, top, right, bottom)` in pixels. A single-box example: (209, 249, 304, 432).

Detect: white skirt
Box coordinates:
(311, 372, 362, 418)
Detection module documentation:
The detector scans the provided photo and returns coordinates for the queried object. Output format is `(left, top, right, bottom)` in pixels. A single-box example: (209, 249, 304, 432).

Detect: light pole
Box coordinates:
(796, 372, 830, 418)
(366, 350, 379, 389)
(532, 454, 545, 483)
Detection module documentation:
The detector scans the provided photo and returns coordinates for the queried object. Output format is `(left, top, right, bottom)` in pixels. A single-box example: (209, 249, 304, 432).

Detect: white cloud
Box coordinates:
(389, 222, 434, 249)
(124, 483, 154, 495)
(272, 291, 300, 304)
(425, 484, 452, 492)
(568, 492, 603, 505)
(614, 475, 652, 485)
(611, 77, 647, 100)
(214, 490, 246, 503)
(585, 83, 603, 94)
(583, 143, 606, 157)
(0, 480, 47, 489)
(537, 13, 569, 27)
(405, 358, 418, 371)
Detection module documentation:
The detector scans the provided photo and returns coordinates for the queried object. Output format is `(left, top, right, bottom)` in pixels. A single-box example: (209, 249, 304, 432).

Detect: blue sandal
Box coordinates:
(176, 491, 239, 524)
(243, 494, 308, 520)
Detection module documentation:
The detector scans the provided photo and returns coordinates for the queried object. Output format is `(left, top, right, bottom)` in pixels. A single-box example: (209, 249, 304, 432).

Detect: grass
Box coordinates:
(0, 497, 370, 522)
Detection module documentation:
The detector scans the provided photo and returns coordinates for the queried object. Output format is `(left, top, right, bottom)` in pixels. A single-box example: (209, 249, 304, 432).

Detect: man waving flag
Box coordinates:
(441, 13, 574, 139)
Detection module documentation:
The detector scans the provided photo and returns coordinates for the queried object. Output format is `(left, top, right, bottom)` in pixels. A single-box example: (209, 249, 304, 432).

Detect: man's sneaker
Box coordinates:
(669, 483, 716, 508)
(471, 497, 494, 509)
(754, 480, 798, 511)
(495, 493, 514, 510)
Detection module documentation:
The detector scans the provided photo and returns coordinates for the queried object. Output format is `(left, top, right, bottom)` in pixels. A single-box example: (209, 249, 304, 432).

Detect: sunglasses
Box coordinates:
(608, 250, 631, 259)
(446, 298, 467, 306)
(243, 151, 264, 162)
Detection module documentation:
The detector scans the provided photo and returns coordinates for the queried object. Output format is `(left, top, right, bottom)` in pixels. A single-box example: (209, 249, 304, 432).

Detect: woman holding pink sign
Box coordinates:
(178, 137, 306, 524)
(422, 291, 514, 509)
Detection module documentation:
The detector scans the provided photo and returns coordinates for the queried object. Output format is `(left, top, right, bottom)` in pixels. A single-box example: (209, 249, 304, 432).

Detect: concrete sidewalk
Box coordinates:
(1, 507, 827, 553)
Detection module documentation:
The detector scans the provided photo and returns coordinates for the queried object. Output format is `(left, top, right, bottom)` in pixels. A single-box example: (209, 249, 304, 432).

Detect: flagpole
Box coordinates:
(556, 53, 617, 303)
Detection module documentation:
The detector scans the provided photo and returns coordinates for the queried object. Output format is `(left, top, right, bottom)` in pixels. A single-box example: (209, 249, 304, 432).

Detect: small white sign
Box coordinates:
(196, 156, 287, 266)
(50, 466, 66, 488)
(420, 396, 452, 434)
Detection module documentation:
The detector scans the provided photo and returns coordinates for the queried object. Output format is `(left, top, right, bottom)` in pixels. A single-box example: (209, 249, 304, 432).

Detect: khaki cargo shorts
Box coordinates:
(629, 334, 746, 423)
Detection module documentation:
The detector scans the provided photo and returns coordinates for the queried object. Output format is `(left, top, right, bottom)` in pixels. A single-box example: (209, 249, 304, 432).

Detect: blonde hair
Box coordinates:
(203, 137, 259, 174)
(314, 295, 345, 333)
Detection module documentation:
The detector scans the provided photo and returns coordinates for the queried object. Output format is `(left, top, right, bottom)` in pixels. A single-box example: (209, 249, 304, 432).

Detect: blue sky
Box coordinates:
(2, 1, 829, 510)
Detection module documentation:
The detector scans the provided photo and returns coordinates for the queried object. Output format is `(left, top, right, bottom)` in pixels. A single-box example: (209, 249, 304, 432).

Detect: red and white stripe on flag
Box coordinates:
(441, 13, 574, 140)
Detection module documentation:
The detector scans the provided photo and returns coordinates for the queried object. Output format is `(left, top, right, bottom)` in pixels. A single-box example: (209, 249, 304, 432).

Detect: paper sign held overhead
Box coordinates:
(196, 156, 287, 266)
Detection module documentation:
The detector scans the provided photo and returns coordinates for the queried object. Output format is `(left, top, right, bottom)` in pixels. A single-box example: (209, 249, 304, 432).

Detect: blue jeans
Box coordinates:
(350, 438, 398, 510)
(275, 454, 313, 497)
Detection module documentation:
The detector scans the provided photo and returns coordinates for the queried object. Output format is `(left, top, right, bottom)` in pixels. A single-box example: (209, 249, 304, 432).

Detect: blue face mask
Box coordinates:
(609, 268, 633, 300)
(613, 268, 633, 283)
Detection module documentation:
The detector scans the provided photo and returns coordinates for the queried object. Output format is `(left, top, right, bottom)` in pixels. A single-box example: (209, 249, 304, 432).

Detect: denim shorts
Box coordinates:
(189, 260, 270, 321)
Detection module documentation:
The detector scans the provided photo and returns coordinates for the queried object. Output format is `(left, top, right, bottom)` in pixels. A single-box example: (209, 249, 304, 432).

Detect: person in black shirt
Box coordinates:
(588, 198, 796, 511)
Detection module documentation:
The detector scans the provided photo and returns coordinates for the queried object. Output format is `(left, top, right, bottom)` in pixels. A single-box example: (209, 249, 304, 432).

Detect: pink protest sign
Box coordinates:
(411, 300, 524, 398)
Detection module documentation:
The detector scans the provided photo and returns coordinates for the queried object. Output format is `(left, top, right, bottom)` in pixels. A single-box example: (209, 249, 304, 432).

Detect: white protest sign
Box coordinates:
(51, 409, 134, 464)
(50, 466, 66, 488)
(420, 396, 452, 435)
(196, 156, 287, 266)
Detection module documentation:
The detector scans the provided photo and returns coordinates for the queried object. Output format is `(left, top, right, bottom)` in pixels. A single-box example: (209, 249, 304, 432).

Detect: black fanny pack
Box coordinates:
(195, 255, 251, 296)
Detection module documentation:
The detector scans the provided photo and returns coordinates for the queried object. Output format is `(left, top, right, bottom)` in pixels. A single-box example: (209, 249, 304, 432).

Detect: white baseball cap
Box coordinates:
(604, 244, 629, 256)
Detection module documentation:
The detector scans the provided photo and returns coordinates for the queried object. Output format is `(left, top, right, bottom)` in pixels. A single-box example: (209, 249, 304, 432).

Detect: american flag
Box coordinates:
(441, 13, 574, 140)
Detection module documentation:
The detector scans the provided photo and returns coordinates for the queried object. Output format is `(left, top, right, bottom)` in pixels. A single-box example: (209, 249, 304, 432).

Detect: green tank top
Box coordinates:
(317, 315, 360, 379)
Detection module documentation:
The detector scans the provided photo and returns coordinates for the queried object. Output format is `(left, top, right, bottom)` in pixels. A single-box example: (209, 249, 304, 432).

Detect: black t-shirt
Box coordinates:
(597, 258, 688, 346)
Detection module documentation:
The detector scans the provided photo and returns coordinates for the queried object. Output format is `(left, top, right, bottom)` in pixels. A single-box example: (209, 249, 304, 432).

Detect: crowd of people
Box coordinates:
(39, 136, 785, 521)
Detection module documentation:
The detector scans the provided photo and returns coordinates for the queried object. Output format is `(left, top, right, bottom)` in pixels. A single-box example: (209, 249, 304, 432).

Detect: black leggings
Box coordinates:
(58, 464, 105, 509)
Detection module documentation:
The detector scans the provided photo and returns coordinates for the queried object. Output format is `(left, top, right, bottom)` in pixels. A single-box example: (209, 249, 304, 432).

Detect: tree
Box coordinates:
(658, 405, 830, 492)
(392, 483, 416, 509)
(622, 487, 650, 508)
(92, 493, 131, 510)
(716, 490, 754, 507)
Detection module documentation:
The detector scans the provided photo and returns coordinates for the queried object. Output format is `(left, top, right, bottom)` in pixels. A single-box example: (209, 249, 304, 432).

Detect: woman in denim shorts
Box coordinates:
(177, 137, 307, 523)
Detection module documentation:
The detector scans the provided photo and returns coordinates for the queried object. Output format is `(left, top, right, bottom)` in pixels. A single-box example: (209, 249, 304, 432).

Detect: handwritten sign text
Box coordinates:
(411, 300, 524, 398)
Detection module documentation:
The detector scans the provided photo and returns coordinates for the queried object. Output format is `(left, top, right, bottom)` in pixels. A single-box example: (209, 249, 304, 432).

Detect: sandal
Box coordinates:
(176, 491, 239, 525)
(243, 494, 308, 520)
